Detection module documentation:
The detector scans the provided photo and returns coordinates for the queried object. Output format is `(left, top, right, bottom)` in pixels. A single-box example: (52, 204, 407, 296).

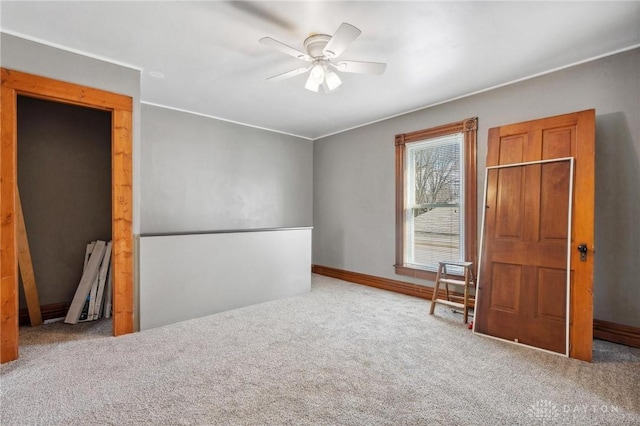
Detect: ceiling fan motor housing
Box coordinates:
(303, 34, 332, 58)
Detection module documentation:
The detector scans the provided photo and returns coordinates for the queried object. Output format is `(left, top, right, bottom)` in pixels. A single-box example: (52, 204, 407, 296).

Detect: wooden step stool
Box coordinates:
(429, 261, 475, 324)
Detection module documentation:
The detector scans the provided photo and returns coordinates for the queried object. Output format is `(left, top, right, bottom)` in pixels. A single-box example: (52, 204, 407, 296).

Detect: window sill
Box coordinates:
(394, 264, 465, 282)
(394, 264, 437, 282)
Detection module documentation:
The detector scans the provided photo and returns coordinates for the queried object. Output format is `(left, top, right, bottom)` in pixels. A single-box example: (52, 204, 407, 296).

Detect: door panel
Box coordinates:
(540, 162, 570, 240)
(500, 134, 527, 163)
(495, 168, 525, 239)
(536, 268, 567, 321)
(476, 110, 595, 361)
(542, 128, 574, 158)
(489, 263, 522, 313)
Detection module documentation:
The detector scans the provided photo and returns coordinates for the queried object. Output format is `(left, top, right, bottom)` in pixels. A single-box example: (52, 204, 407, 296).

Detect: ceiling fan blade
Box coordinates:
(266, 66, 311, 82)
(334, 60, 387, 75)
(259, 37, 311, 61)
(323, 23, 361, 58)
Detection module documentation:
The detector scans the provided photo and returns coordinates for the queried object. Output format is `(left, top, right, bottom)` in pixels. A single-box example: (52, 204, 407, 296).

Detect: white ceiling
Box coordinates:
(2, 1, 639, 140)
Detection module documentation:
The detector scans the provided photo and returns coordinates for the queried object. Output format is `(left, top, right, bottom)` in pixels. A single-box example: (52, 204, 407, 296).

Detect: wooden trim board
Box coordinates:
(593, 319, 640, 348)
(19, 302, 70, 325)
(1, 83, 19, 361)
(312, 264, 640, 349)
(16, 187, 42, 326)
(111, 108, 134, 335)
(311, 264, 474, 308)
(0, 68, 134, 363)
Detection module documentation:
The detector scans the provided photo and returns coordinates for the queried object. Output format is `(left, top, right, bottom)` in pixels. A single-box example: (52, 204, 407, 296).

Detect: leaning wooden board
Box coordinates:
(65, 240, 106, 324)
(93, 241, 112, 320)
(16, 188, 42, 326)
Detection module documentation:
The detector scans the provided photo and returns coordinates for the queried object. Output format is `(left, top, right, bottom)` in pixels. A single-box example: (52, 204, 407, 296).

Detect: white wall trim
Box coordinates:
(0, 29, 143, 72)
(141, 101, 313, 141)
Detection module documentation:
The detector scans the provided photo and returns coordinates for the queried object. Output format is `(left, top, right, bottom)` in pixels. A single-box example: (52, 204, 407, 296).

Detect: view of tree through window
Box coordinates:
(406, 134, 463, 268)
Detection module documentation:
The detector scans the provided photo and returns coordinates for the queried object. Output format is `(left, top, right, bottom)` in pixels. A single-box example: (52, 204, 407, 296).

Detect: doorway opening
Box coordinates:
(1, 69, 134, 363)
(17, 95, 113, 334)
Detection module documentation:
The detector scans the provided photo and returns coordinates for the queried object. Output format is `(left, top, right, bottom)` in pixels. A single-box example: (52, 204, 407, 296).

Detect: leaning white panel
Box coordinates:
(474, 157, 574, 357)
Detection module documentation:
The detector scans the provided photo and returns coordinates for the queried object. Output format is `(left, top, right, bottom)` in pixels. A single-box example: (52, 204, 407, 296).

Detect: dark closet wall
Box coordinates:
(18, 96, 112, 308)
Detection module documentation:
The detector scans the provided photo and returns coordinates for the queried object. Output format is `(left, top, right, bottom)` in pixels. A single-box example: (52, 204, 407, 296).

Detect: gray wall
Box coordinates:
(313, 48, 640, 328)
(17, 96, 112, 307)
(140, 104, 313, 233)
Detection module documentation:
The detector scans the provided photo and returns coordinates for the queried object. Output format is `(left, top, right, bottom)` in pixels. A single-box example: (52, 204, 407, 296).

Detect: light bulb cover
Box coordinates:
(310, 64, 325, 81)
(324, 68, 342, 91)
(304, 71, 321, 92)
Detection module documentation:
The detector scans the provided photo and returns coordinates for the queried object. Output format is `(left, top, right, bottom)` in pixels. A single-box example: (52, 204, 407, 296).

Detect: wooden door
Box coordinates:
(475, 110, 595, 361)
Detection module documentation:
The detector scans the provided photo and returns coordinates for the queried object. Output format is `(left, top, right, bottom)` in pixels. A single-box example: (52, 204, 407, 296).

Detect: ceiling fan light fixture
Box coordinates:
(310, 63, 325, 81)
(304, 70, 322, 92)
(261, 22, 386, 94)
(324, 67, 342, 92)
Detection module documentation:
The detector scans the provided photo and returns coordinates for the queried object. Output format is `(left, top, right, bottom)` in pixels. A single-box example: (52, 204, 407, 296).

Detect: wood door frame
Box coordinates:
(1, 68, 134, 363)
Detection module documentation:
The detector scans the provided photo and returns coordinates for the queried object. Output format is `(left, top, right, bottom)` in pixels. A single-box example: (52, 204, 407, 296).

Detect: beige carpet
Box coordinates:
(1, 274, 639, 425)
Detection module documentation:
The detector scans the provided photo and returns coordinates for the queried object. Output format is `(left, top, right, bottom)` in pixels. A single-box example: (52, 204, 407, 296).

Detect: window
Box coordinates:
(406, 133, 463, 266)
(395, 118, 477, 280)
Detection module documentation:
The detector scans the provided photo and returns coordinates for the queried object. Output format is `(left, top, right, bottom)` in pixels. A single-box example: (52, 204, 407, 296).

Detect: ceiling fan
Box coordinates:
(259, 22, 386, 93)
